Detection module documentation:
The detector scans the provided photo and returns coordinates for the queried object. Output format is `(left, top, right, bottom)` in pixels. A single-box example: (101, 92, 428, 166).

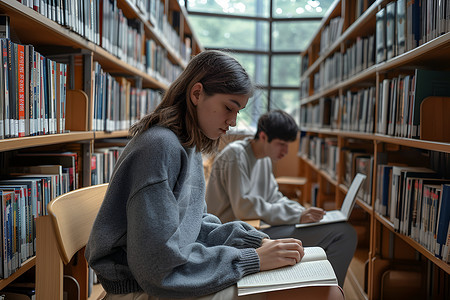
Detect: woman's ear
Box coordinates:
(190, 82, 203, 106)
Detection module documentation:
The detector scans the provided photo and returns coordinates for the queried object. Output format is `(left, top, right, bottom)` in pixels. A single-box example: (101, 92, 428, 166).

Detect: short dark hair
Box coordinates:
(254, 110, 298, 142)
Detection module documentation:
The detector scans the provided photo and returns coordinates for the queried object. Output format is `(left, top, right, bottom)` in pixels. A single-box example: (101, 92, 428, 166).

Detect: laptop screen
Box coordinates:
(340, 173, 367, 217)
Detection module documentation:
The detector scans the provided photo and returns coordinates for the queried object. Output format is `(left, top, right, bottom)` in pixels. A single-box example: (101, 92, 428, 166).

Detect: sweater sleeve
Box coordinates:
(197, 213, 269, 248)
(223, 151, 305, 226)
(126, 182, 261, 298)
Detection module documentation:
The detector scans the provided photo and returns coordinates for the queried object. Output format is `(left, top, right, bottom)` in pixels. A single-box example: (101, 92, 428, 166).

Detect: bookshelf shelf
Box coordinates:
(375, 214, 450, 273)
(0, 0, 202, 297)
(300, 128, 450, 153)
(0, 132, 95, 152)
(94, 130, 129, 140)
(298, 0, 450, 298)
(0, 257, 36, 290)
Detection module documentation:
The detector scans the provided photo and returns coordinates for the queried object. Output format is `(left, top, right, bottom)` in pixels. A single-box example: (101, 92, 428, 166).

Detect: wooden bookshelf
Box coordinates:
(0, 0, 202, 297)
(299, 0, 450, 299)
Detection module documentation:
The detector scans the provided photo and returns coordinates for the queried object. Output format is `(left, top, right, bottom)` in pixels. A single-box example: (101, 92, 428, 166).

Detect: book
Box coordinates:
(0, 15, 10, 39)
(237, 246, 337, 296)
(435, 184, 450, 259)
(396, 0, 406, 55)
(375, 8, 386, 64)
(296, 173, 366, 228)
(385, 1, 396, 60)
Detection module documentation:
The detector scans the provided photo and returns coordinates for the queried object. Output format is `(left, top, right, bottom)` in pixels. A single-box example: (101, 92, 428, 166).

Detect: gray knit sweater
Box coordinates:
(85, 126, 267, 298)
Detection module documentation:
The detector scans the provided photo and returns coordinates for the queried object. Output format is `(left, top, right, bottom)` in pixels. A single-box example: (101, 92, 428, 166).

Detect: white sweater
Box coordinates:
(206, 138, 305, 225)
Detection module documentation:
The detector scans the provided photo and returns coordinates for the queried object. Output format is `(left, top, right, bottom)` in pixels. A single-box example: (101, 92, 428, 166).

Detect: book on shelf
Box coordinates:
(237, 246, 337, 296)
(435, 184, 450, 259)
(375, 7, 386, 64)
(396, 0, 406, 55)
(375, 164, 393, 217)
(0, 15, 10, 39)
(296, 173, 366, 228)
(385, 1, 396, 60)
(389, 166, 438, 231)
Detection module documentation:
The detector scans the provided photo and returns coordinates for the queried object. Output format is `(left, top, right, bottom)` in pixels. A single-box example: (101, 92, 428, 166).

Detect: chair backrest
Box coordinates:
(47, 183, 108, 264)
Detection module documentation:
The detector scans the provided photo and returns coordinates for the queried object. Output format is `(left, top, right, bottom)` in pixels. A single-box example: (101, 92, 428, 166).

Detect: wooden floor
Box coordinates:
(344, 273, 364, 300)
(343, 249, 369, 300)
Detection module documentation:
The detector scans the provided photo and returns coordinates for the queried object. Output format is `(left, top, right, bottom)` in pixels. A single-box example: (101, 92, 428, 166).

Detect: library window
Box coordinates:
(185, 0, 332, 132)
(272, 20, 321, 51)
(272, 0, 335, 18)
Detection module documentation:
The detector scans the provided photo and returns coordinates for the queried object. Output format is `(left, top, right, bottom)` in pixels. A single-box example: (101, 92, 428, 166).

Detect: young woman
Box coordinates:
(85, 50, 343, 300)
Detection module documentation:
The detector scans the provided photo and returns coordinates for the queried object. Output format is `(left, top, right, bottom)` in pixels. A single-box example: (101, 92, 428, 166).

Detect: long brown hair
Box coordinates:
(129, 50, 253, 153)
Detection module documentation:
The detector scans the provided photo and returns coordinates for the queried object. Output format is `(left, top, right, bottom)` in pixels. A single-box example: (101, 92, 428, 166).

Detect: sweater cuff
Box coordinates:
(237, 248, 260, 277)
(242, 230, 269, 248)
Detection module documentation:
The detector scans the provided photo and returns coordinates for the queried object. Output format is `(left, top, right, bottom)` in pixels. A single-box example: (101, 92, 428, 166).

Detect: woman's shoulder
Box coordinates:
(139, 126, 181, 146)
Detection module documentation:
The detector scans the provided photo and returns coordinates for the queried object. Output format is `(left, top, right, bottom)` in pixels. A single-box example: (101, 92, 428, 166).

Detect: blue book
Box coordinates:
(436, 184, 450, 259)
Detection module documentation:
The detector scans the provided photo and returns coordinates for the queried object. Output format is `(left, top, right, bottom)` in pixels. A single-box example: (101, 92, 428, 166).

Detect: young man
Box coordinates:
(206, 110, 357, 287)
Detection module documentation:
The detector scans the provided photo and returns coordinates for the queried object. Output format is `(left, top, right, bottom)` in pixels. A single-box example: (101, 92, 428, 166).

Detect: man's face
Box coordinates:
(262, 134, 290, 162)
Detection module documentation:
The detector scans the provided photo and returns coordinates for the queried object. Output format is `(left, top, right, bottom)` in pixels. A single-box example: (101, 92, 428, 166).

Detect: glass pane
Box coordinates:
(188, 15, 269, 51)
(229, 53, 269, 86)
(272, 20, 321, 51)
(232, 89, 268, 133)
(187, 0, 270, 17)
(273, 0, 336, 18)
(271, 55, 300, 87)
(270, 89, 300, 125)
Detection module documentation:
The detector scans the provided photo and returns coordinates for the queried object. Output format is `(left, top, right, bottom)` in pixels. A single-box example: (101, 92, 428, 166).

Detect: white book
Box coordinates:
(296, 173, 366, 228)
(237, 247, 337, 296)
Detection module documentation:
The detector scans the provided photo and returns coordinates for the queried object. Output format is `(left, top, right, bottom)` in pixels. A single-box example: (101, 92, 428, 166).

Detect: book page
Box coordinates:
(238, 260, 337, 296)
(301, 246, 327, 262)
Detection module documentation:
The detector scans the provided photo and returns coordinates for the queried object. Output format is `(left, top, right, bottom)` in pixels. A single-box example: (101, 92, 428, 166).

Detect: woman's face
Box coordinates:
(190, 83, 248, 140)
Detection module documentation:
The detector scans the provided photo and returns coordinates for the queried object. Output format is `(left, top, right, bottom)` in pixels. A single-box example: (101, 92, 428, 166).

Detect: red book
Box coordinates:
(17, 44, 25, 137)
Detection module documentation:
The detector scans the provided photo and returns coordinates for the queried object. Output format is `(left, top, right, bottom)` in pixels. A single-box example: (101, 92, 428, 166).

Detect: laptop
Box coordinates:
(295, 173, 367, 228)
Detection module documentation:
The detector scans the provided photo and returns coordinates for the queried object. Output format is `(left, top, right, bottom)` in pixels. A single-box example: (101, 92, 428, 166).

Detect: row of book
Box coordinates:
(101, 0, 145, 72)
(298, 134, 375, 205)
(146, 39, 183, 85)
(304, 0, 450, 99)
(314, 33, 376, 93)
(302, 68, 450, 140)
(343, 149, 373, 206)
(340, 87, 376, 133)
(300, 86, 376, 135)
(319, 16, 344, 55)
(374, 165, 450, 262)
(298, 135, 338, 181)
(13, 0, 192, 75)
(91, 146, 125, 185)
(0, 151, 79, 278)
(0, 38, 68, 139)
(18, 0, 100, 45)
(376, 69, 450, 139)
(132, 0, 193, 62)
(92, 61, 163, 132)
(376, 0, 450, 64)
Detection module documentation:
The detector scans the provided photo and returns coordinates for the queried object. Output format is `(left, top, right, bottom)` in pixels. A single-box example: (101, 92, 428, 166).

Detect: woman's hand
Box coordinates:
(256, 238, 304, 271)
(299, 207, 325, 223)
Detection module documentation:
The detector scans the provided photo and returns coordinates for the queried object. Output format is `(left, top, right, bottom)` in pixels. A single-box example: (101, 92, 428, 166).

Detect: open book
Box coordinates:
(237, 247, 337, 296)
(295, 173, 366, 228)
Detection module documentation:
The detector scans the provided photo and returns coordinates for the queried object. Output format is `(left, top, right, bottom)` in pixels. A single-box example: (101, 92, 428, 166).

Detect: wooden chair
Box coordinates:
(36, 183, 108, 300)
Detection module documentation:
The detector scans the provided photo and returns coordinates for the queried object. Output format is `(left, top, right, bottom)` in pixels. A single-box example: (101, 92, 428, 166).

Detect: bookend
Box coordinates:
(420, 96, 450, 142)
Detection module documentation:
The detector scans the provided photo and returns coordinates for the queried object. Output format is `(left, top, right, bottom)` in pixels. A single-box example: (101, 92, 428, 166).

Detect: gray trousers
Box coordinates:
(262, 222, 357, 287)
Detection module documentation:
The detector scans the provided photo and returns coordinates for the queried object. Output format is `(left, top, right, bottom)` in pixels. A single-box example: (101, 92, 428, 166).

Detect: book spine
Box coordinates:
(17, 44, 25, 137)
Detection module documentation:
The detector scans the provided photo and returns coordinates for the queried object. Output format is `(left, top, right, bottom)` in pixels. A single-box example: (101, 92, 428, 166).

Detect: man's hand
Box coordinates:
(299, 207, 325, 223)
(256, 238, 304, 271)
